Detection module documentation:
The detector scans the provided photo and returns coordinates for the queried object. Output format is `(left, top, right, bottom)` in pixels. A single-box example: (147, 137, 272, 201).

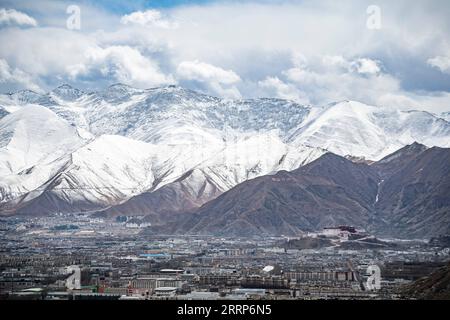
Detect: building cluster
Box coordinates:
(1, 216, 449, 300)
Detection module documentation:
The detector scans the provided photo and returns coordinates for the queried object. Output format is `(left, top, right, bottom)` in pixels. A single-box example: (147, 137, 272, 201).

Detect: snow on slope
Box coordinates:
(0, 106, 8, 119)
(72, 88, 448, 162)
(143, 132, 325, 200)
(289, 101, 450, 160)
(373, 109, 450, 152)
(33, 135, 160, 205)
(0, 106, 86, 176)
(199, 132, 326, 191)
(289, 101, 388, 159)
(26, 85, 312, 146)
(0, 106, 88, 203)
(60, 132, 324, 208)
(3, 130, 326, 215)
(50, 84, 85, 102)
(1, 133, 224, 213)
(1, 85, 449, 216)
(440, 112, 450, 122)
(93, 132, 327, 217)
(1, 135, 200, 213)
(1, 85, 312, 145)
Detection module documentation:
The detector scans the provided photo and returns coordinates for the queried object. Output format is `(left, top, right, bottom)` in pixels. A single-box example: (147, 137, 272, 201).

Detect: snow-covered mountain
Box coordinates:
(289, 100, 450, 160)
(0, 106, 87, 206)
(0, 85, 449, 216)
(0, 106, 8, 119)
(442, 112, 450, 122)
(51, 84, 85, 101)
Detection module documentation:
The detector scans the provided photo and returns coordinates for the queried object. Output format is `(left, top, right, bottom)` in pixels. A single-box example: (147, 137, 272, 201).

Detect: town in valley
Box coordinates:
(1, 214, 448, 300)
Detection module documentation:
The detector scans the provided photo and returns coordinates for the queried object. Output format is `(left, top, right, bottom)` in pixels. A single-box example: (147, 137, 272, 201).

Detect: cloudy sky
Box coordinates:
(0, 0, 450, 112)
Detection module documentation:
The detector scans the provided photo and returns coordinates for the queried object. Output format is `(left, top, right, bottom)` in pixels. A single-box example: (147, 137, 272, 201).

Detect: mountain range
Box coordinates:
(172, 143, 450, 238)
(0, 84, 449, 238)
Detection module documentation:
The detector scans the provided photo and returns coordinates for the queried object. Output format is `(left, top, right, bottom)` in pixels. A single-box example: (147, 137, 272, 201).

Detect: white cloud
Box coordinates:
(258, 76, 306, 103)
(0, 0, 449, 112)
(378, 92, 450, 113)
(68, 46, 173, 88)
(0, 58, 40, 91)
(0, 28, 97, 77)
(0, 8, 37, 27)
(322, 55, 348, 69)
(208, 82, 242, 100)
(281, 55, 398, 106)
(428, 56, 450, 74)
(322, 56, 381, 75)
(177, 60, 240, 85)
(291, 51, 308, 69)
(352, 58, 381, 75)
(177, 60, 241, 99)
(120, 9, 178, 29)
(377, 93, 422, 109)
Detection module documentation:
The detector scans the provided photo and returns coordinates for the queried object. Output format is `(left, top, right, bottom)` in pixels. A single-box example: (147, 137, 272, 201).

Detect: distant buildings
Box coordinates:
(1, 216, 446, 301)
(322, 226, 358, 240)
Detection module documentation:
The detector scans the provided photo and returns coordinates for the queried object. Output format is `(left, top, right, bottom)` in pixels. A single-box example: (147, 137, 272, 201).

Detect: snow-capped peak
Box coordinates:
(8, 89, 44, 104)
(51, 84, 84, 101)
(99, 83, 144, 102)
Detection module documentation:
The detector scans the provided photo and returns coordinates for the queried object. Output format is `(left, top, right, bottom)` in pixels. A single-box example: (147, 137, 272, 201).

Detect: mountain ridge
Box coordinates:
(163, 143, 450, 238)
(0, 85, 449, 239)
